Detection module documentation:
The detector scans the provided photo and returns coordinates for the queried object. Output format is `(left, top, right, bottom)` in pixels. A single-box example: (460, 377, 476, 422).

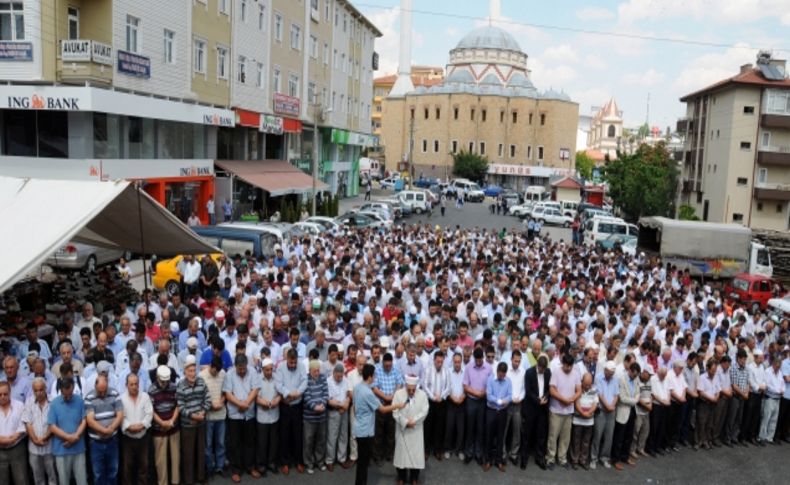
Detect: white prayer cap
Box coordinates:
(405, 374, 420, 386)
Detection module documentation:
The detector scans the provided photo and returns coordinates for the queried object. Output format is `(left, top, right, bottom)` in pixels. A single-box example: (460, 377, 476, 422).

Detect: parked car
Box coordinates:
(536, 208, 573, 227)
(336, 212, 386, 229)
(451, 179, 486, 202)
(484, 185, 504, 197)
(398, 190, 431, 214)
(382, 196, 413, 217)
(294, 221, 325, 235)
(508, 203, 533, 218)
(501, 191, 522, 205)
(595, 233, 638, 251)
(725, 273, 781, 313)
(358, 210, 393, 228)
(153, 253, 222, 296)
(354, 202, 397, 220)
(46, 242, 130, 272)
(767, 294, 790, 318)
(379, 177, 398, 189)
(305, 216, 341, 232)
(414, 177, 439, 188)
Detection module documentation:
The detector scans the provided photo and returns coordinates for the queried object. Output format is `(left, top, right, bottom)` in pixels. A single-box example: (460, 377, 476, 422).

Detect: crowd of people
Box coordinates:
(1, 223, 789, 485)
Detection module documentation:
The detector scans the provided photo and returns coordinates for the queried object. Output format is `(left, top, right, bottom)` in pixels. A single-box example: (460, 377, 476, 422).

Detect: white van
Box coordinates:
(560, 200, 579, 218)
(451, 179, 485, 202)
(359, 158, 382, 181)
(583, 216, 630, 246)
(398, 190, 430, 214)
(524, 186, 548, 203)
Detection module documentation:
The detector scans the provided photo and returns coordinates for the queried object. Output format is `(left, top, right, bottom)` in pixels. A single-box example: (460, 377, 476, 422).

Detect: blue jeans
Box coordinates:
(206, 419, 226, 473)
(209, 213, 216, 225)
(90, 436, 119, 485)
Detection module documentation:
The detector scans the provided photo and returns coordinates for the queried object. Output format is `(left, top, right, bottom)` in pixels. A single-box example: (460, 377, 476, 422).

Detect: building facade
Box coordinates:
(0, 0, 380, 223)
(587, 98, 623, 159)
(380, 26, 578, 189)
(677, 52, 790, 231)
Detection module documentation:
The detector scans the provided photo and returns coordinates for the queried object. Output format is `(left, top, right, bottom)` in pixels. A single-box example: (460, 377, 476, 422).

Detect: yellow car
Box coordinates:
(152, 254, 222, 296)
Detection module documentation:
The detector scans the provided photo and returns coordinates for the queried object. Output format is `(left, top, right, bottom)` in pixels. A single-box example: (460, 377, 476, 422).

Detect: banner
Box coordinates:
(260, 114, 284, 135)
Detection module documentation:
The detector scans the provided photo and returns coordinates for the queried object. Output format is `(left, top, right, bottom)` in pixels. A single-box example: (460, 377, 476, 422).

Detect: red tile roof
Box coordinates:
(551, 176, 583, 189)
(680, 67, 790, 101)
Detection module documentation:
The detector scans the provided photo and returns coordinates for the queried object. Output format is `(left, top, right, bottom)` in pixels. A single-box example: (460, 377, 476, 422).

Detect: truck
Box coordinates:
(359, 158, 383, 181)
(637, 216, 773, 279)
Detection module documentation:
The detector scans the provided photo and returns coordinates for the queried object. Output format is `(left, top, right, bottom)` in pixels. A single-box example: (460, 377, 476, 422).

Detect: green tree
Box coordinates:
(604, 142, 678, 221)
(678, 204, 700, 221)
(575, 151, 596, 180)
(452, 150, 489, 183)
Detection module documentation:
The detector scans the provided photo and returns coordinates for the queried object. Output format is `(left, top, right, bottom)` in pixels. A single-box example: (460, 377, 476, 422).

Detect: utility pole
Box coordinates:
(311, 99, 321, 216)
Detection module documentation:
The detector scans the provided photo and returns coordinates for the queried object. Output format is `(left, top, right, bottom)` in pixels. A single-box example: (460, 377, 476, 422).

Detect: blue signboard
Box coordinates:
(0, 41, 33, 61)
(117, 50, 151, 78)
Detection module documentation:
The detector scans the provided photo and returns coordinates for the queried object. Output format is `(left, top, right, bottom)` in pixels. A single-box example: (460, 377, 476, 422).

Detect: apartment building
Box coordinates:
(678, 52, 790, 231)
(0, 0, 380, 222)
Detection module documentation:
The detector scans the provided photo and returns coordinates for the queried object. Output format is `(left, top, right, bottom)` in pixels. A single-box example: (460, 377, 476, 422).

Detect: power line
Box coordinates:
(354, 2, 789, 53)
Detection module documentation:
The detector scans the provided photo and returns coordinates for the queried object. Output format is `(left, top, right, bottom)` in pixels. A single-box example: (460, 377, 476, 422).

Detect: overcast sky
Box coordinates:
(359, 0, 790, 130)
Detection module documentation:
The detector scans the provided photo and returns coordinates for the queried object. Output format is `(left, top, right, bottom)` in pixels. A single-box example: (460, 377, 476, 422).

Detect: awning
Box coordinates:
(0, 176, 220, 292)
(216, 160, 329, 197)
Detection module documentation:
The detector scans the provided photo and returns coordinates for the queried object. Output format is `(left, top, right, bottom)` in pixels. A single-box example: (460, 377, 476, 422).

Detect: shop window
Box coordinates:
(1, 110, 36, 156)
(94, 113, 120, 158)
(127, 116, 155, 158)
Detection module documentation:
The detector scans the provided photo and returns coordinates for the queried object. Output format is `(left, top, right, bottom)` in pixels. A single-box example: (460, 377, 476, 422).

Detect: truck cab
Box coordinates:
(749, 241, 772, 277)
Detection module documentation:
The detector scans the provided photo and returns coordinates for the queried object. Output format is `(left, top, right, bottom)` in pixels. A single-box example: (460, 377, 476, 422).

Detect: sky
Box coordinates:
(357, 0, 790, 131)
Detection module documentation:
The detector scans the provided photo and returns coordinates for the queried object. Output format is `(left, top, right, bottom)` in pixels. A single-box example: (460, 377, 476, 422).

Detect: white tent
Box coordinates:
(0, 176, 219, 292)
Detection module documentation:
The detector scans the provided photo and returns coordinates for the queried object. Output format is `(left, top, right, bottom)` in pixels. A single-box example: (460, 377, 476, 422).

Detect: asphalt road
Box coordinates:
(212, 440, 789, 484)
(344, 189, 573, 241)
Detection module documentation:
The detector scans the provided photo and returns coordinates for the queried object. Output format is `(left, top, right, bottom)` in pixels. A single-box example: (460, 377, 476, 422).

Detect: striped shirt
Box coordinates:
(729, 363, 749, 395)
(373, 365, 404, 401)
(148, 381, 179, 436)
(22, 398, 51, 455)
(176, 377, 210, 427)
(84, 388, 122, 440)
(303, 374, 329, 423)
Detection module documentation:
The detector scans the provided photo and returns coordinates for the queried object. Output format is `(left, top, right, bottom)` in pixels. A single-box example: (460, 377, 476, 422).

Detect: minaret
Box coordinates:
(389, 0, 414, 97)
(489, 0, 501, 24)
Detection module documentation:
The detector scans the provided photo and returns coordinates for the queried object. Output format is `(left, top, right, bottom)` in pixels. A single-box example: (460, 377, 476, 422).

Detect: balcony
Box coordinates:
(57, 40, 113, 86)
(754, 183, 790, 201)
(761, 114, 790, 130)
(757, 146, 790, 167)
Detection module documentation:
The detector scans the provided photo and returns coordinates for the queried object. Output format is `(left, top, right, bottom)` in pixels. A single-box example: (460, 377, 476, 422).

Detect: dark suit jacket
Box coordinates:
(523, 366, 552, 412)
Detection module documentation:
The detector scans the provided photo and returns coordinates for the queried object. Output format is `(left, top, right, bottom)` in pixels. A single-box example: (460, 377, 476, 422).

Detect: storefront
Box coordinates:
(322, 128, 377, 197)
(487, 163, 574, 192)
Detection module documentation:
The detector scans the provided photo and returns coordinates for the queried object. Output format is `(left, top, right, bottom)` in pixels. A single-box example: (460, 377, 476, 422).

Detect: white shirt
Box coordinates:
(423, 365, 450, 402)
(327, 376, 350, 404)
(536, 369, 546, 398)
(507, 366, 526, 403)
(748, 362, 767, 393)
(182, 261, 202, 285)
(666, 370, 688, 399)
(650, 375, 670, 404)
(449, 368, 465, 400)
(765, 366, 785, 397)
(0, 400, 26, 448)
(22, 398, 51, 455)
(121, 392, 153, 439)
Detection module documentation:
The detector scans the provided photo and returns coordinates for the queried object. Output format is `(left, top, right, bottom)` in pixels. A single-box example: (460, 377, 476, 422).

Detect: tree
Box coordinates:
(604, 142, 678, 221)
(575, 151, 596, 180)
(678, 204, 700, 221)
(452, 150, 489, 183)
